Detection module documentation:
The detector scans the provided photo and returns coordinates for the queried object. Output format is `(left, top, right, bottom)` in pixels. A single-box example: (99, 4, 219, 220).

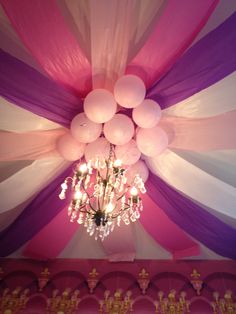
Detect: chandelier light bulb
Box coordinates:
(78, 163, 88, 174)
(74, 190, 82, 200)
(105, 203, 114, 213)
(113, 159, 122, 167)
(130, 186, 138, 197)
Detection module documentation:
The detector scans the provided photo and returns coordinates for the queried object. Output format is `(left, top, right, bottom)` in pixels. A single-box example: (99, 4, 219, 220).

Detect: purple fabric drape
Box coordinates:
(0, 165, 74, 257)
(146, 173, 236, 259)
(147, 12, 236, 109)
(0, 49, 82, 128)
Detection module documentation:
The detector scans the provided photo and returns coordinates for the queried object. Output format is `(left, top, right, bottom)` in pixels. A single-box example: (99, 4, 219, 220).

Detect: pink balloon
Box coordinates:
(126, 160, 149, 184)
(70, 113, 102, 143)
(104, 114, 134, 145)
(114, 75, 146, 108)
(84, 89, 117, 123)
(136, 126, 168, 157)
(84, 137, 110, 163)
(115, 139, 141, 165)
(132, 99, 162, 128)
(57, 133, 85, 161)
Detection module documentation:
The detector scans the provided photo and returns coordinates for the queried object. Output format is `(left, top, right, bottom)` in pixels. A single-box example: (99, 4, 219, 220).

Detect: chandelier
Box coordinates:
(99, 289, 133, 314)
(59, 144, 146, 240)
(0, 287, 29, 314)
(211, 290, 236, 314)
(154, 290, 190, 314)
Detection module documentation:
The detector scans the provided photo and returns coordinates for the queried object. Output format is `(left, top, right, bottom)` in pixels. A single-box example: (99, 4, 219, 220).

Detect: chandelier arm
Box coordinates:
(116, 189, 129, 202)
(80, 180, 96, 212)
(96, 169, 105, 212)
(79, 206, 93, 216)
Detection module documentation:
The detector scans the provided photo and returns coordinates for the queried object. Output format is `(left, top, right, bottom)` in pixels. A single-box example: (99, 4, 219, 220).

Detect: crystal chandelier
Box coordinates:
(59, 144, 146, 240)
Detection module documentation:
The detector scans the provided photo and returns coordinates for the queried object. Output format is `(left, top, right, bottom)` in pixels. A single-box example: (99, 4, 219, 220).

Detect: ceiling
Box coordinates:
(0, 0, 236, 261)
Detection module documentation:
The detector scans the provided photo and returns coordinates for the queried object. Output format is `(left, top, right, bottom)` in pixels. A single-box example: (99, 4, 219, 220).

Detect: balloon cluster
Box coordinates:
(57, 75, 168, 182)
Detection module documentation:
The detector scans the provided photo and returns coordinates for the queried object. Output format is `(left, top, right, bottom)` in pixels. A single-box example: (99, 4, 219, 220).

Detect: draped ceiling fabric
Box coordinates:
(0, 0, 236, 261)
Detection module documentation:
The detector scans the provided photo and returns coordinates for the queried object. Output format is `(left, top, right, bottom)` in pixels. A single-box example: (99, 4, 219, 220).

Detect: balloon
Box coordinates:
(84, 89, 117, 123)
(104, 114, 134, 145)
(132, 99, 162, 128)
(126, 160, 149, 183)
(136, 126, 168, 157)
(114, 75, 146, 108)
(84, 137, 110, 163)
(70, 113, 102, 143)
(57, 133, 85, 161)
(115, 139, 141, 165)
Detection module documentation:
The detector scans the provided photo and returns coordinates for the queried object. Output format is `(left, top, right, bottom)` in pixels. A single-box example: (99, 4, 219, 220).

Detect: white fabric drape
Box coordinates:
(172, 149, 236, 188)
(60, 0, 165, 89)
(0, 158, 69, 213)
(58, 220, 225, 259)
(90, 0, 165, 89)
(0, 97, 60, 132)
(146, 149, 236, 220)
(164, 72, 236, 118)
(0, 198, 33, 231)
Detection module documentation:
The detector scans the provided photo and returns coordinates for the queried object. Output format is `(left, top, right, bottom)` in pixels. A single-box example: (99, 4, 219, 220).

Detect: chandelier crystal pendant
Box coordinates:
(59, 144, 146, 240)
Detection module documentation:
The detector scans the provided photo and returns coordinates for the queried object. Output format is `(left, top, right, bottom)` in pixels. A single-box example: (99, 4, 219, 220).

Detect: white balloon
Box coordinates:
(70, 113, 102, 143)
(136, 126, 168, 157)
(84, 89, 117, 123)
(126, 160, 149, 183)
(84, 137, 110, 163)
(132, 99, 162, 128)
(104, 114, 134, 145)
(115, 139, 141, 165)
(114, 75, 146, 108)
(57, 133, 85, 161)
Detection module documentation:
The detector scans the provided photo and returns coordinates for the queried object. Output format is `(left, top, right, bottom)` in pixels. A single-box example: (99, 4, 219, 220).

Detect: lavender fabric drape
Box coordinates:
(0, 49, 81, 128)
(0, 164, 74, 257)
(147, 12, 236, 109)
(146, 173, 236, 259)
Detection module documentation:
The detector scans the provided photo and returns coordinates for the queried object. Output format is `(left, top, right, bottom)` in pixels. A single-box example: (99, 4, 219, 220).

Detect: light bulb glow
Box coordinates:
(130, 186, 138, 196)
(105, 203, 114, 213)
(113, 159, 122, 167)
(74, 190, 82, 200)
(79, 163, 87, 173)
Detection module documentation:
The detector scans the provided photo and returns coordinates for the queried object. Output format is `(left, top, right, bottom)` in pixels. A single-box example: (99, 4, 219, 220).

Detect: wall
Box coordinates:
(0, 259, 235, 313)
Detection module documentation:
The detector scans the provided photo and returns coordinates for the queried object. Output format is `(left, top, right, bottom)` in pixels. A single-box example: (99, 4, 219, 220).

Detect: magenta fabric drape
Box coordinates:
(1, 0, 92, 97)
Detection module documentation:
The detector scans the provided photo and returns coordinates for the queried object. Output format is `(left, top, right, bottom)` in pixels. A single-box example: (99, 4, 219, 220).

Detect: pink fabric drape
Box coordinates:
(24, 211, 136, 261)
(0, 129, 66, 161)
(23, 208, 78, 260)
(126, 0, 218, 88)
(161, 110, 236, 151)
(1, 0, 92, 97)
(23, 193, 199, 260)
(140, 194, 199, 259)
